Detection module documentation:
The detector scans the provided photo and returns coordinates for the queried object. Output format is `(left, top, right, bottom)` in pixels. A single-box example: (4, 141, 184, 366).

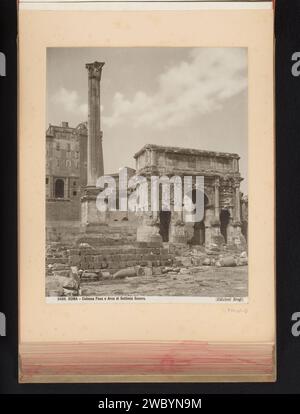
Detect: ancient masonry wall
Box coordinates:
(46, 220, 81, 243)
(46, 199, 80, 221)
(68, 243, 173, 274)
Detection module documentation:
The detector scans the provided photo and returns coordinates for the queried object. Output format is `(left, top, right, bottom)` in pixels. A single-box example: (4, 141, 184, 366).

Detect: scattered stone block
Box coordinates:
(237, 257, 248, 266)
(52, 263, 70, 270)
(81, 271, 100, 282)
(53, 270, 70, 278)
(162, 266, 179, 274)
(79, 242, 92, 249)
(100, 271, 112, 280)
(177, 257, 192, 267)
(54, 275, 70, 287)
(113, 267, 137, 279)
(219, 256, 237, 267)
(135, 266, 145, 276)
(152, 267, 163, 275)
(189, 266, 205, 273)
(143, 267, 153, 276)
(203, 258, 211, 266)
(191, 257, 202, 266)
(179, 268, 190, 275)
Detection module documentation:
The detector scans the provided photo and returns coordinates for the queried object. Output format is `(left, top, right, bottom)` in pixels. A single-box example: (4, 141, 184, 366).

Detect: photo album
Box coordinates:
(18, 0, 275, 382)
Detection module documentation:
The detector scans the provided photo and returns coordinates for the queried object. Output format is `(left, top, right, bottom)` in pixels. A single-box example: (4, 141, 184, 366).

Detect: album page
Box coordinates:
(18, 1, 275, 381)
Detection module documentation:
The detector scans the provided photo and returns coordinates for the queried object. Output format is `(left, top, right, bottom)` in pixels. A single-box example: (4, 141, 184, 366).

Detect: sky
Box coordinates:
(47, 47, 248, 192)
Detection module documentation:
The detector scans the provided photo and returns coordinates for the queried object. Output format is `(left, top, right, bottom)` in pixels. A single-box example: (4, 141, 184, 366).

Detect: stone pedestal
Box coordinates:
(226, 220, 234, 245)
(136, 214, 162, 244)
(168, 211, 187, 244)
(169, 221, 187, 244)
(232, 222, 247, 249)
(210, 217, 225, 247)
(80, 186, 107, 233)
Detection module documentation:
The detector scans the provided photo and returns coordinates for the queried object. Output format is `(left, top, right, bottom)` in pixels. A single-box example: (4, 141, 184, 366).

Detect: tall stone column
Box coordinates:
(80, 62, 107, 237)
(232, 179, 246, 249)
(86, 62, 105, 186)
(214, 177, 220, 218)
(234, 182, 241, 222)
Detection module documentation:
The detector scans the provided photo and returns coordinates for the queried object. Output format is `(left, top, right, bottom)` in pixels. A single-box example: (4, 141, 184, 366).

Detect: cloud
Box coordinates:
(103, 48, 247, 130)
(51, 87, 88, 118)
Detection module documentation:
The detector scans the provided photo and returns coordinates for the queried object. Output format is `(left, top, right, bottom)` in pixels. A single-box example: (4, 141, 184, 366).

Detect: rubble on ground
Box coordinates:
(46, 239, 248, 293)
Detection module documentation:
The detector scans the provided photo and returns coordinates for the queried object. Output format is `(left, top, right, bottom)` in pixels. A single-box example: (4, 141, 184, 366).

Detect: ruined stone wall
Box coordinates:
(68, 242, 173, 274)
(46, 220, 81, 243)
(46, 199, 80, 221)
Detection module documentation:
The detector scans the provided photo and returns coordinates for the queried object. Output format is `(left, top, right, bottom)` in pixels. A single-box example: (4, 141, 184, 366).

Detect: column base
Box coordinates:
(233, 224, 247, 249)
(136, 225, 163, 243)
(80, 186, 107, 233)
(136, 214, 163, 244)
(227, 222, 247, 250)
(169, 223, 187, 244)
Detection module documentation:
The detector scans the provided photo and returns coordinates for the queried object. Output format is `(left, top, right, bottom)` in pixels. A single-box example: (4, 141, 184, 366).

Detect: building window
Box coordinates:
(66, 160, 71, 168)
(56, 143, 60, 151)
(54, 179, 64, 198)
(75, 160, 79, 169)
(73, 191, 77, 196)
(67, 143, 71, 151)
(73, 181, 76, 186)
(46, 177, 49, 185)
(75, 151, 79, 159)
(56, 159, 59, 167)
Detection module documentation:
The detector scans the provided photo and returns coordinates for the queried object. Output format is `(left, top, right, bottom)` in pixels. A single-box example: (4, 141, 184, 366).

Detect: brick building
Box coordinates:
(46, 121, 88, 222)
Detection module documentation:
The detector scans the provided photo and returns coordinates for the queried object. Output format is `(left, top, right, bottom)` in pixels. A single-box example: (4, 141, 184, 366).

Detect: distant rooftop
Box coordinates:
(46, 121, 87, 137)
(109, 167, 136, 177)
(134, 144, 240, 160)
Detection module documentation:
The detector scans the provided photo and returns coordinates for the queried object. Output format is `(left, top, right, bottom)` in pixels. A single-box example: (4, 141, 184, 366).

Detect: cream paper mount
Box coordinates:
(18, 2, 275, 382)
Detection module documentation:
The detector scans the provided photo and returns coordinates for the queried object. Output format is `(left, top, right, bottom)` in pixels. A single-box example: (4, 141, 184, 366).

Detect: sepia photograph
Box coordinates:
(18, 3, 275, 384)
(45, 47, 248, 302)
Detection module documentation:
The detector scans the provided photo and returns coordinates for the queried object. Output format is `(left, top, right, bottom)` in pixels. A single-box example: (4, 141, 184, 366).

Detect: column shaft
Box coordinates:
(86, 62, 105, 186)
(214, 179, 220, 217)
(235, 186, 241, 222)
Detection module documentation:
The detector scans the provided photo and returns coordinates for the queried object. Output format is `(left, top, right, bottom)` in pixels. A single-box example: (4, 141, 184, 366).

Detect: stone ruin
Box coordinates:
(45, 61, 248, 296)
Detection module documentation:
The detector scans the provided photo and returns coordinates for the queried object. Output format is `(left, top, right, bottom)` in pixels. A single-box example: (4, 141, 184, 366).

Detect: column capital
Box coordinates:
(86, 61, 105, 80)
(214, 176, 220, 188)
(233, 178, 241, 189)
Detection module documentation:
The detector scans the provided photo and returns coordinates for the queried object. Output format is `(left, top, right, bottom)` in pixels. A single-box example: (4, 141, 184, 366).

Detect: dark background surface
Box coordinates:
(0, 0, 300, 394)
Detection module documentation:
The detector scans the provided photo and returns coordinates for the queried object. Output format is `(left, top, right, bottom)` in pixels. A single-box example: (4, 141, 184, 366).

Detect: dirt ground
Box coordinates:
(46, 266, 248, 298)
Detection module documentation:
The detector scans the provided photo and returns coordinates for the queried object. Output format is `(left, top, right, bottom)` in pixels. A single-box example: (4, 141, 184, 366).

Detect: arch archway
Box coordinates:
(159, 211, 171, 242)
(220, 209, 230, 243)
(187, 190, 209, 246)
(54, 179, 64, 198)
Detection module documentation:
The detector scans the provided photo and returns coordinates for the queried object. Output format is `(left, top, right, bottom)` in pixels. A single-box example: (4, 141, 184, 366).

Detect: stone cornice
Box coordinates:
(134, 144, 240, 160)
